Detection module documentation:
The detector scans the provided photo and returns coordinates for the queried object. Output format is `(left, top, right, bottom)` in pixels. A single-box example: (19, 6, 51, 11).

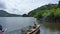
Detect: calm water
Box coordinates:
(38, 21, 60, 34)
(0, 17, 36, 34)
(0, 17, 60, 34)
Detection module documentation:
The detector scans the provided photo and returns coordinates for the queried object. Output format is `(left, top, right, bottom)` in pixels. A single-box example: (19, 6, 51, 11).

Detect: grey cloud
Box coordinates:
(2, 0, 59, 15)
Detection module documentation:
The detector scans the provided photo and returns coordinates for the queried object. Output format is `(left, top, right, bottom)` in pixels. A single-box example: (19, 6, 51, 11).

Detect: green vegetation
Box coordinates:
(28, 1, 60, 22)
(22, 14, 29, 17)
(58, 1, 60, 8)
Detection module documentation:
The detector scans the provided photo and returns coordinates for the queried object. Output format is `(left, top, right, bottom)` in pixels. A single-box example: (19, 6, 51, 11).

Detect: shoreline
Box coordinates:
(37, 18, 60, 23)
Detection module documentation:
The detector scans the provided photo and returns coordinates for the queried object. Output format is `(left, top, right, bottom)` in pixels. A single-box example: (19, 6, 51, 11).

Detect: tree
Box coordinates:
(58, 0, 60, 8)
(22, 14, 28, 17)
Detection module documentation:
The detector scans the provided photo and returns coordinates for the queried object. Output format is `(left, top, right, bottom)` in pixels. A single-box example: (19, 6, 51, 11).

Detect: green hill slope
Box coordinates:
(28, 1, 60, 22)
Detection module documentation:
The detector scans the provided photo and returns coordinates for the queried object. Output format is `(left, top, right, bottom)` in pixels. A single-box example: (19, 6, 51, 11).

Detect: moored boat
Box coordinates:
(21, 24, 40, 34)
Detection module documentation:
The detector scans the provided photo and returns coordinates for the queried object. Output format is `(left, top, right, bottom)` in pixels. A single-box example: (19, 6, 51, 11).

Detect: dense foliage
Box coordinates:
(28, 1, 60, 21)
(22, 14, 28, 17)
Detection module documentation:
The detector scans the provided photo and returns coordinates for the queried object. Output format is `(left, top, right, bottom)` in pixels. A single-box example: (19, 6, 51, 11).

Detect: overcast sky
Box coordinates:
(0, 0, 59, 15)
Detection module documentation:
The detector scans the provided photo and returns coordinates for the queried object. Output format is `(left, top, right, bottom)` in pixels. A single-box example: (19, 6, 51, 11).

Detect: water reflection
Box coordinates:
(37, 20, 60, 34)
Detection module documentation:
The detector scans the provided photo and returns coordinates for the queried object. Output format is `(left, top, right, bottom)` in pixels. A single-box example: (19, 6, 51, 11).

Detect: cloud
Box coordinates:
(1, 0, 59, 15)
(0, 0, 6, 10)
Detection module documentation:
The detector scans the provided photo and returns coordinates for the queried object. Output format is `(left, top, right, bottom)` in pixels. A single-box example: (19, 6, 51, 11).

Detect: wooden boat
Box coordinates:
(21, 25, 40, 34)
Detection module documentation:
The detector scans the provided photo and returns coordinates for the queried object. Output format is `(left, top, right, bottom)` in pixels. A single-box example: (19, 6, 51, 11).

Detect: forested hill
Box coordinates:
(28, 1, 60, 22)
(28, 4, 57, 17)
(0, 10, 21, 17)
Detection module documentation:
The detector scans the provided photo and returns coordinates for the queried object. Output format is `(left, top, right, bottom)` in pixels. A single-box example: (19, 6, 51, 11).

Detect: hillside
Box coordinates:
(28, 1, 60, 22)
(0, 10, 21, 17)
(28, 4, 57, 17)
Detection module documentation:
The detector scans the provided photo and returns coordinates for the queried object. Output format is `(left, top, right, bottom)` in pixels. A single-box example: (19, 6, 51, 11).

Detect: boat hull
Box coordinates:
(21, 25, 40, 34)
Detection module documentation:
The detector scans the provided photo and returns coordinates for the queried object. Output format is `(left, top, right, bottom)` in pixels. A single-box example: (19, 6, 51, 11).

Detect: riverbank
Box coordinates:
(37, 18, 60, 23)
